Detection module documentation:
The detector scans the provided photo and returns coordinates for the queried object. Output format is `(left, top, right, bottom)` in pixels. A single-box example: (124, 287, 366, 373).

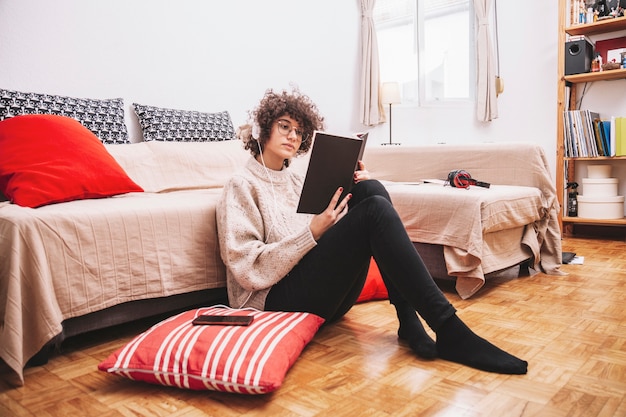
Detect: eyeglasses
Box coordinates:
(276, 119, 305, 140)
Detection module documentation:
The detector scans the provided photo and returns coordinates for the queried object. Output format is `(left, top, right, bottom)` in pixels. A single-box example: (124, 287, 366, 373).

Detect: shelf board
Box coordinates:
(566, 16, 626, 36)
(564, 68, 626, 83)
(563, 216, 626, 226)
(564, 155, 626, 161)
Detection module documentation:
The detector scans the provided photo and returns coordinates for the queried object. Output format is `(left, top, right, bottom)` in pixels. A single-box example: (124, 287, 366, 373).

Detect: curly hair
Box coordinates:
(238, 87, 325, 167)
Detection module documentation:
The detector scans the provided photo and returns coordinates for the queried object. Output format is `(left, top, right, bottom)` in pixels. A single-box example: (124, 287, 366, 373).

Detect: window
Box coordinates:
(374, 0, 474, 104)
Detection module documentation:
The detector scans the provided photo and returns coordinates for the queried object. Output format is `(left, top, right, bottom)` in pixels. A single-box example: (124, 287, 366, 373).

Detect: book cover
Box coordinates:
(610, 116, 616, 157)
(563, 111, 573, 157)
(577, 111, 588, 156)
(587, 111, 600, 157)
(599, 120, 611, 156)
(616, 117, 626, 157)
(582, 111, 599, 157)
(593, 118, 605, 156)
(296, 132, 367, 214)
(565, 110, 580, 157)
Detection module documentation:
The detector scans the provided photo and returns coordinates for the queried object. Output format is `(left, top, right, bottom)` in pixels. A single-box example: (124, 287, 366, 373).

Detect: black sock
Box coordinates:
(436, 314, 527, 374)
(395, 306, 437, 360)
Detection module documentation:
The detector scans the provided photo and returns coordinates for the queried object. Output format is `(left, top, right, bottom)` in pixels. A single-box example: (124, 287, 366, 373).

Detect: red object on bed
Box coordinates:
(0, 114, 142, 207)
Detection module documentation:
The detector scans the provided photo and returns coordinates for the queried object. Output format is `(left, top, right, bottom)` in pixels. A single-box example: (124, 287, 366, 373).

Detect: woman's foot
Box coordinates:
(436, 314, 528, 374)
(392, 300, 436, 359)
(398, 325, 437, 360)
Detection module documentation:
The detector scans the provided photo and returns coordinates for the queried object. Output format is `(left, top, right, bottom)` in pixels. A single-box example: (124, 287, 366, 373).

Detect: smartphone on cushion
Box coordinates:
(191, 315, 254, 326)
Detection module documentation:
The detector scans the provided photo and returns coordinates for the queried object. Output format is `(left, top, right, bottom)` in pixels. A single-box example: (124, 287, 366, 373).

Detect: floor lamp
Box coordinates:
(381, 82, 401, 146)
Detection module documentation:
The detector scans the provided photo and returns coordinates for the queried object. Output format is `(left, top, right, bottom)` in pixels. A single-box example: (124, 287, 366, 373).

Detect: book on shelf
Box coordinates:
(599, 119, 611, 156)
(610, 116, 616, 157)
(563, 109, 601, 157)
(616, 117, 626, 157)
(583, 110, 599, 157)
(563, 110, 578, 157)
(592, 118, 606, 156)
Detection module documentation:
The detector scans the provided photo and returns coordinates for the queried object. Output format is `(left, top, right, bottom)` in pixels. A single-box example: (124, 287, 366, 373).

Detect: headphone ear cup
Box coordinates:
(448, 169, 472, 188)
(447, 170, 459, 186)
(457, 170, 472, 188)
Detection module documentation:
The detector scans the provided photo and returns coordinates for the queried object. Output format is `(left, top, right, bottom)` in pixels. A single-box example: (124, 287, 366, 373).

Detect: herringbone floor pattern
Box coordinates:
(1, 236, 625, 416)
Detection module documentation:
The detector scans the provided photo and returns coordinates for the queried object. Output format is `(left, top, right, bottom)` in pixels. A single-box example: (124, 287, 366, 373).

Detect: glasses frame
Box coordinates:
(275, 119, 306, 141)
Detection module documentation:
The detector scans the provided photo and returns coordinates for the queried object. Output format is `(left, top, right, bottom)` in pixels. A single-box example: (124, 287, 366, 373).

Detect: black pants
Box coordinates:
(265, 180, 456, 330)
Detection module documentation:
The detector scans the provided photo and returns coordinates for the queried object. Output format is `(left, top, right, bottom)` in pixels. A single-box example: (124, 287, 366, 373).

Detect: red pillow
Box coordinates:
(357, 258, 389, 303)
(0, 114, 142, 207)
(98, 307, 325, 394)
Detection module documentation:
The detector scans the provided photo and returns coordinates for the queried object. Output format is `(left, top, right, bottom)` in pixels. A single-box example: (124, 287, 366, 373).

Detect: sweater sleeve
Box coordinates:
(216, 175, 317, 293)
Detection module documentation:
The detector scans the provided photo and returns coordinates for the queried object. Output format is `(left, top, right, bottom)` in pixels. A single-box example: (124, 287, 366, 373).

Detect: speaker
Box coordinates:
(565, 39, 594, 75)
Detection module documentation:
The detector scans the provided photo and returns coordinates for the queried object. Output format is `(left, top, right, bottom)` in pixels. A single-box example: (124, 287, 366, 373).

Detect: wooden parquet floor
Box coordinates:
(1, 236, 625, 417)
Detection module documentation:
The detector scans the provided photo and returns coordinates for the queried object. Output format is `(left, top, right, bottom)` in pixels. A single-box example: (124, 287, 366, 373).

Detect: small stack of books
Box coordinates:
(563, 110, 626, 157)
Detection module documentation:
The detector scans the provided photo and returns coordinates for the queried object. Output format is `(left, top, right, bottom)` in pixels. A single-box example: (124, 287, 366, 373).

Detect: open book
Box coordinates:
(296, 131, 368, 214)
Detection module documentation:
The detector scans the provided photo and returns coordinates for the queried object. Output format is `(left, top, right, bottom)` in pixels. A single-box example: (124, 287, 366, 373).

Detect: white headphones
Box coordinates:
(253, 125, 278, 244)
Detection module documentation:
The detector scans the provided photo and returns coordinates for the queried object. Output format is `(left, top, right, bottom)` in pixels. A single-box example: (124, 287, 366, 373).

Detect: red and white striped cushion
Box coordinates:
(98, 306, 324, 394)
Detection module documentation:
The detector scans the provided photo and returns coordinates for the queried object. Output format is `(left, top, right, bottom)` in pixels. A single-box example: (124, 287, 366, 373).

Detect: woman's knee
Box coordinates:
(350, 180, 391, 207)
(348, 194, 396, 226)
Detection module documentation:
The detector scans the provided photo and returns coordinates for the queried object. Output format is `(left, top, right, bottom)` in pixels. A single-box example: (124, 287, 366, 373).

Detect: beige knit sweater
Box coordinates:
(216, 157, 317, 310)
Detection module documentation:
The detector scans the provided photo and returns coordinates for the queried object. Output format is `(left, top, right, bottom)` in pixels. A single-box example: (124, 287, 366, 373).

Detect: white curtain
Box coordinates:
(474, 0, 498, 122)
(359, 0, 385, 126)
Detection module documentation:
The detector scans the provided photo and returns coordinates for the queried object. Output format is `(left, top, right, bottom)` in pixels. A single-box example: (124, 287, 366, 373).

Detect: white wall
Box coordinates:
(0, 0, 361, 142)
(0, 0, 574, 180)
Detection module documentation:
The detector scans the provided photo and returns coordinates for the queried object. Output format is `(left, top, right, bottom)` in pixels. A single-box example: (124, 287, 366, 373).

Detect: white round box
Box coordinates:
(587, 164, 612, 178)
(577, 195, 625, 219)
(582, 178, 618, 197)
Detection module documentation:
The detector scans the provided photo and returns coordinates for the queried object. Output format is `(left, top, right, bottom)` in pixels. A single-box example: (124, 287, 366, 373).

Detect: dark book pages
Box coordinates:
(297, 132, 368, 214)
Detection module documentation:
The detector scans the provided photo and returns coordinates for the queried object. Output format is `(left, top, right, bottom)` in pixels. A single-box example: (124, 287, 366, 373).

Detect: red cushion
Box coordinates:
(357, 258, 389, 303)
(98, 307, 324, 394)
(0, 114, 142, 208)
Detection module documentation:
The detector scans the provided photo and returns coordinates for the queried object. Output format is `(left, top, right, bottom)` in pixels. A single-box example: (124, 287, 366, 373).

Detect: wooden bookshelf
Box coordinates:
(556, 3, 626, 235)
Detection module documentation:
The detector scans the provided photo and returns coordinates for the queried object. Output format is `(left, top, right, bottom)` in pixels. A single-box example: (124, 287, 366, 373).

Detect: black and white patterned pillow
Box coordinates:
(0, 89, 129, 144)
(133, 103, 236, 142)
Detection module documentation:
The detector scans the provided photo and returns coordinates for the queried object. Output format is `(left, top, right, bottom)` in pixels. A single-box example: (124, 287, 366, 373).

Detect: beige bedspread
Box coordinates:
(0, 190, 227, 385)
(385, 183, 544, 297)
(364, 142, 564, 298)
